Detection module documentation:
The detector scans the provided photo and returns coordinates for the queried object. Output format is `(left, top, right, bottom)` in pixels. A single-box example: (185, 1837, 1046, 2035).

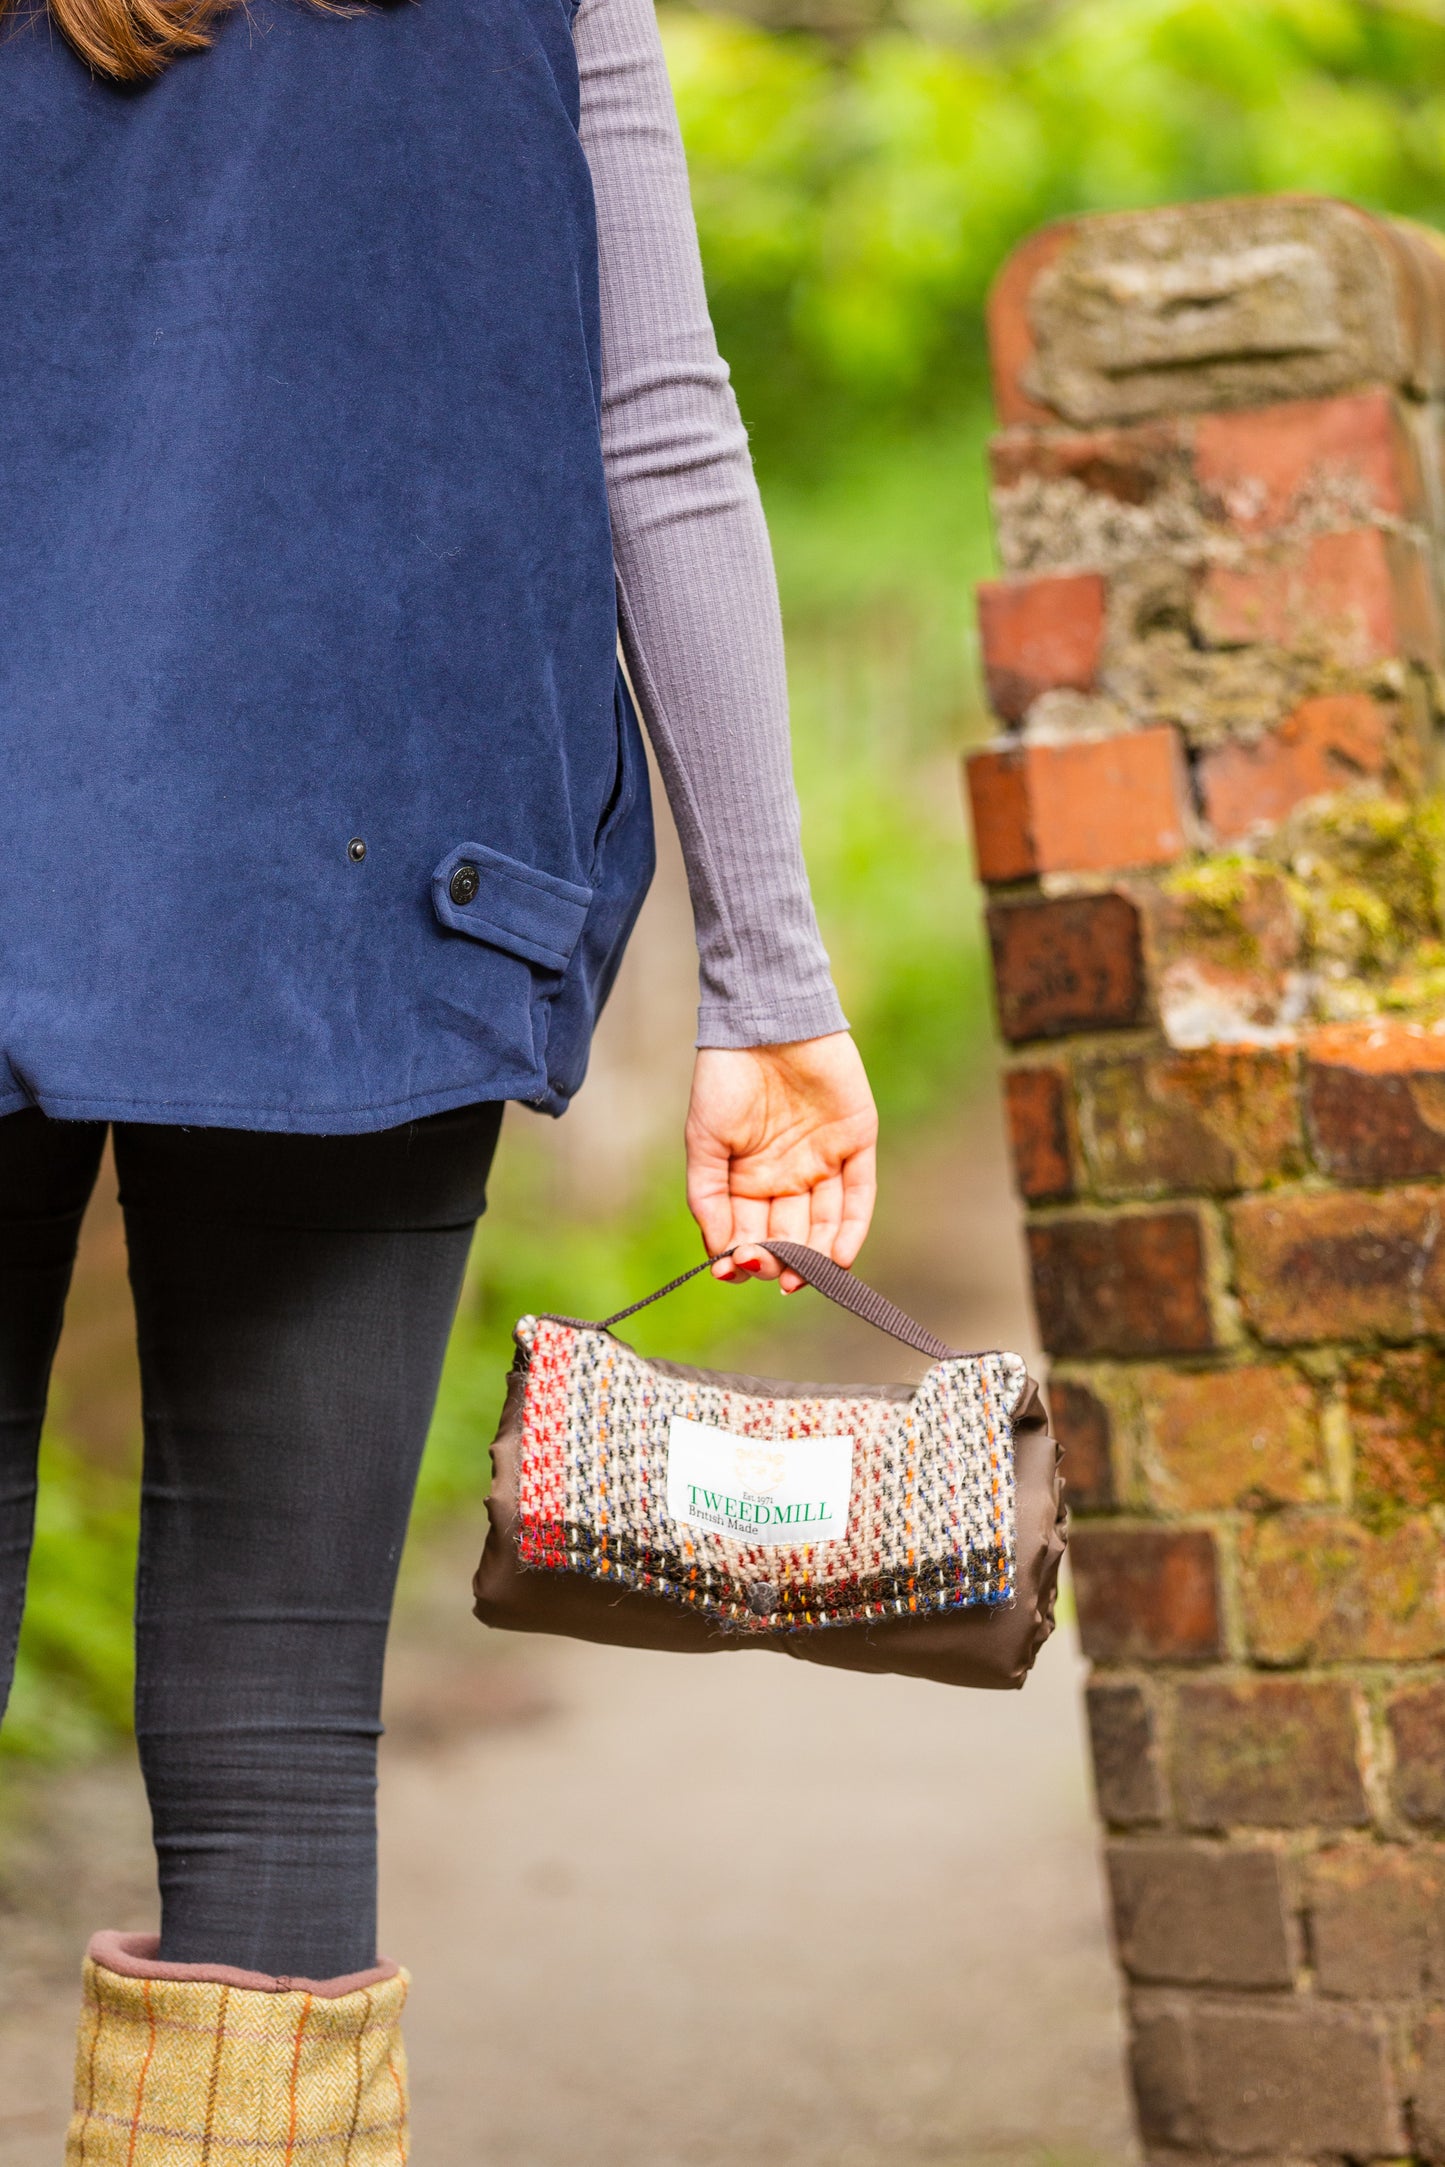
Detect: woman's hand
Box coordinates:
(684, 1033, 878, 1293)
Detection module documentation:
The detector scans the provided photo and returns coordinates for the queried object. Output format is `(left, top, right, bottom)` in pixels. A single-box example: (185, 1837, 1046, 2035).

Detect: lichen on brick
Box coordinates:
(1239, 1507, 1445, 1665)
(1107, 631, 1324, 751)
(1019, 688, 1131, 742)
(1107, 553, 1426, 755)
(1080, 1045, 1304, 1199)
(994, 457, 1417, 580)
(992, 471, 1205, 576)
(1106, 545, 1417, 751)
(1345, 1349, 1445, 1525)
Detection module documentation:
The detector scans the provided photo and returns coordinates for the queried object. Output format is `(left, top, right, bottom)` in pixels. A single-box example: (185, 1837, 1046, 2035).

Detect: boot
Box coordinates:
(65, 1931, 409, 2164)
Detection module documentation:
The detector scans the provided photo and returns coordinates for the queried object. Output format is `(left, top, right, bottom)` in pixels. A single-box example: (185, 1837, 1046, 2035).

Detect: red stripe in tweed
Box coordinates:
(341, 1987, 370, 2166)
(79, 1988, 103, 2165)
(198, 1982, 228, 2165)
(283, 1994, 313, 2165)
(125, 1981, 158, 2167)
(388, 2050, 408, 2163)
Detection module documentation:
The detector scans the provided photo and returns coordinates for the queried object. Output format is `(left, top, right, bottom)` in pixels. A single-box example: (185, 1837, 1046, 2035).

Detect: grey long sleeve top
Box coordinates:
(575, 0, 848, 1048)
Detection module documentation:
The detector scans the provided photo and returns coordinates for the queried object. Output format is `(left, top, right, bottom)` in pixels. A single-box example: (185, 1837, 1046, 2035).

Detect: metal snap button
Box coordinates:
(347, 838, 367, 863)
(449, 862, 480, 906)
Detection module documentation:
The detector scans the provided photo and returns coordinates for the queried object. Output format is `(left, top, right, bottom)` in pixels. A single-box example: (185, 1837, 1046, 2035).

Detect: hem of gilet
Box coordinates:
(0, 1069, 561, 1135)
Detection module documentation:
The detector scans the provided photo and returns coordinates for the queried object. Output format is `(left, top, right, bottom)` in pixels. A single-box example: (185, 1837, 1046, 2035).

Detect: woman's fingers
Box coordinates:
(766, 1189, 811, 1292)
(728, 1192, 775, 1280)
(685, 1125, 747, 1279)
(834, 1141, 878, 1270)
(804, 1171, 845, 1266)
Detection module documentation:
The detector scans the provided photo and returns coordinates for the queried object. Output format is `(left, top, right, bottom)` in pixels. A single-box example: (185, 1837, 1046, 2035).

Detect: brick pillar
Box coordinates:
(971, 198, 1445, 2163)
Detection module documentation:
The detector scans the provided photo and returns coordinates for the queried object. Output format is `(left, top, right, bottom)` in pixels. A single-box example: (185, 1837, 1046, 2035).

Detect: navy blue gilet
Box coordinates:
(0, 0, 653, 1132)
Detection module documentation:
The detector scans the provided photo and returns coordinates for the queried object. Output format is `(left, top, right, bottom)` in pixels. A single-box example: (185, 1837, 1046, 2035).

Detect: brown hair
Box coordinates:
(28, 0, 341, 83)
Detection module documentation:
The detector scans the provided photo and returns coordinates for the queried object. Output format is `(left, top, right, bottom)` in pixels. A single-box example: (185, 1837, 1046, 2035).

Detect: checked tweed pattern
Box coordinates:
(65, 1957, 409, 2165)
(514, 1316, 1028, 1630)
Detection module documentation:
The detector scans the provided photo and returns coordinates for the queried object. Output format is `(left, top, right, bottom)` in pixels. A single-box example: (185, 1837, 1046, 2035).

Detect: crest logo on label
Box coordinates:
(733, 1445, 787, 1494)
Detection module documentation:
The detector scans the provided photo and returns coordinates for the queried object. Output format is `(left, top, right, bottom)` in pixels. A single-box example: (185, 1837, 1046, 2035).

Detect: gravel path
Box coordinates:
(388, 1621, 1135, 2167)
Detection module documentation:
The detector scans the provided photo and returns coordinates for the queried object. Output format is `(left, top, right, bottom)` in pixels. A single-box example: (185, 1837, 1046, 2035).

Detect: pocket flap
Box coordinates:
(431, 843, 593, 972)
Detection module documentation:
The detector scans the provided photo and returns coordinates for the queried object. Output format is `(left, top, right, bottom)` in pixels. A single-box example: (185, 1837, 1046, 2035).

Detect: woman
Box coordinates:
(0, 0, 876, 2148)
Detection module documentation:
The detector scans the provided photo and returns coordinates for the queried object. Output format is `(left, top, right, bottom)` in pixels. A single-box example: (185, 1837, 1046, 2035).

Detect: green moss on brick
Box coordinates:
(1164, 789, 1445, 1023)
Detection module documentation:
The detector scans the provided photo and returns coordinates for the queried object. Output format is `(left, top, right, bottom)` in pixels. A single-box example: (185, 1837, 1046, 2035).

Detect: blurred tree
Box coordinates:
(663, 0, 1445, 463)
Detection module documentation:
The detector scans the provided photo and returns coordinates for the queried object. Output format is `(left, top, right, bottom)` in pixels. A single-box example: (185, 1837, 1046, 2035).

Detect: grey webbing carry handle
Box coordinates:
(587, 1241, 963, 1363)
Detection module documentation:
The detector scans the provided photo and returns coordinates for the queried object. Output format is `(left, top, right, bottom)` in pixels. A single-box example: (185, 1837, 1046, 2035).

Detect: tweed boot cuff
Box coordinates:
(87, 1928, 401, 1998)
(67, 1933, 410, 2164)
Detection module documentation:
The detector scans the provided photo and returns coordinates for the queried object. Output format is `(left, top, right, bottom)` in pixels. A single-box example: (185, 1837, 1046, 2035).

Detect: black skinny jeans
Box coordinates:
(0, 1101, 502, 1978)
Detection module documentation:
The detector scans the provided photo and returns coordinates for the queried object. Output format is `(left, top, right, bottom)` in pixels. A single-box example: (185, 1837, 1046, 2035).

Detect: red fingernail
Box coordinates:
(744, 1258, 763, 1272)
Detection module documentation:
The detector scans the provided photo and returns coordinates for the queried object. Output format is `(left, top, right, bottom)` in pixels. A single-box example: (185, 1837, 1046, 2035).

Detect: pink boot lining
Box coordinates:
(87, 1930, 399, 1999)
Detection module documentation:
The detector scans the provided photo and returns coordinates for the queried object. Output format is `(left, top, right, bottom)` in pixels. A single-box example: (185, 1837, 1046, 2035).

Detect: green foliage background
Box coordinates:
(665, 0, 1445, 464)
(13, 0, 1445, 1760)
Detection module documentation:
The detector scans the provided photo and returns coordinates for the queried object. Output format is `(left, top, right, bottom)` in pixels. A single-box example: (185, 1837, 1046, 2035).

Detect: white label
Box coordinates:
(665, 1415, 853, 1548)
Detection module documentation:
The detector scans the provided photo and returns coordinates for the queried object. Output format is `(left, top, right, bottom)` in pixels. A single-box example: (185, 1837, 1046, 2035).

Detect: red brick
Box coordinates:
(1028, 1209, 1218, 1358)
(1239, 1508, 1445, 1664)
(1195, 388, 1424, 532)
(989, 419, 1181, 503)
(1048, 1375, 1113, 1510)
(976, 571, 1106, 723)
(1072, 1527, 1223, 1665)
(1138, 1363, 1324, 1512)
(1345, 1349, 1445, 1514)
(987, 892, 1145, 1044)
(1306, 1018, 1445, 1183)
(1305, 1844, 1445, 1999)
(1386, 1677, 1445, 1829)
(963, 744, 1033, 882)
(1230, 1185, 1445, 1345)
(1129, 2006, 1199, 2150)
(1079, 1044, 1303, 1198)
(1107, 1842, 1293, 1987)
(1186, 2002, 1402, 2156)
(1002, 1063, 1075, 1204)
(1086, 1680, 1165, 1826)
(1413, 2010, 1445, 2161)
(1198, 692, 1395, 842)
(1195, 526, 1439, 667)
(985, 219, 1079, 428)
(966, 728, 1190, 882)
(1132, 1994, 1403, 2153)
(1172, 1676, 1368, 1829)
(1315, 525, 1441, 663)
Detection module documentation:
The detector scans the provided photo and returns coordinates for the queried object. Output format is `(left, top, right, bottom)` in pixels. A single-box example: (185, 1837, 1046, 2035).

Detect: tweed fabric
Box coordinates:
(65, 1952, 409, 2164)
(514, 1317, 1027, 1630)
